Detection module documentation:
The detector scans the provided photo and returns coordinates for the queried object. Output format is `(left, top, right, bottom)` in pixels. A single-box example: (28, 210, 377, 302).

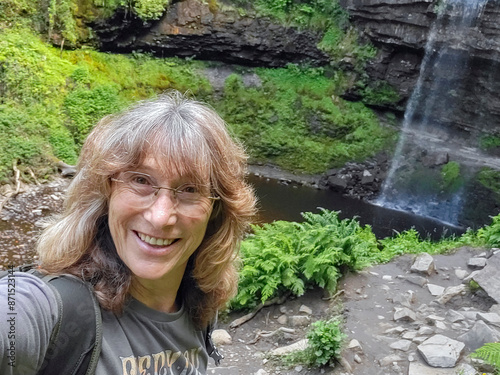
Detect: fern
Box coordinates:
(472, 342, 500, 374)
(231, 209, 379, 310)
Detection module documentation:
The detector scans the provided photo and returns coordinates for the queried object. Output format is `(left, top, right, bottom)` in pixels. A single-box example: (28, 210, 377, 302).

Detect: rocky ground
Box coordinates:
(1, 175, 500, 375)
(209, 248, 500, 375)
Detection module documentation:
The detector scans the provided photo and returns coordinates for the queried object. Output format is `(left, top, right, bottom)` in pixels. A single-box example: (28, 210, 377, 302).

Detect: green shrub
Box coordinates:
(319, 26, 376, 70)
(92, 0, 171, 21)
(479, 134, 500, 151)
(360, 81, 400, 106)
(0, 103, 58, 180)
(48, 0, 79, 43)
(299, 319, 346, 367)
(231, 209, 379, 310)
(130, 0, 171, 20)
(475, 213, 500, 247)
(253, 0, 349, 30)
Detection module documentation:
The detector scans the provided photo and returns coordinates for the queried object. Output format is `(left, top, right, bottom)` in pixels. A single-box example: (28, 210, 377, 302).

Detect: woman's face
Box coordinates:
(108, 157, 213, 286)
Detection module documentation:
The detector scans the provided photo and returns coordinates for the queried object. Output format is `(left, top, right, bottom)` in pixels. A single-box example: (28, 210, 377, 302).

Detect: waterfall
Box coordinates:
(375, 0, 490, 227)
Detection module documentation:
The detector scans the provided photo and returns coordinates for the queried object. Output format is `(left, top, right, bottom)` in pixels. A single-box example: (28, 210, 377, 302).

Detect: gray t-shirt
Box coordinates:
(0, 272, 209, 375)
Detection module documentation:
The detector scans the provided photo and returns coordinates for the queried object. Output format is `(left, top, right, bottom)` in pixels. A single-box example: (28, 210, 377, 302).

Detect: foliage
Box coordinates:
(48, 0, 79, 43)
(291, 319, 346, 367)
(440, 161, 463, 193)
(215, 64, 395, 173)
(252, 0, 349, 30)
(475, 214, 500, 247)
(92, 0, 171, 20)
(128, 0, 171, 20)
(477, 167, 500, 195)
(0, 0, 37, 23)
(231, 208, 496, 311)
(360, 80, 400, 107)
(306, 319, 346, 366)
(479, 134, 500, 151)
(376, 229, 461, 263)
(64, 84, 126, 146)
(318, 26, 377, 71)
(0, 27, 74, 105)
(231, 209, 379, 310)
(472, 342, 500, 374)
(0, 25, 212, 182)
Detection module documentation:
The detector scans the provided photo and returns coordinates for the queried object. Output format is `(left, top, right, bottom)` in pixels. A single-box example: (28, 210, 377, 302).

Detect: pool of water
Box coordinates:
(248, 174, 466, 240)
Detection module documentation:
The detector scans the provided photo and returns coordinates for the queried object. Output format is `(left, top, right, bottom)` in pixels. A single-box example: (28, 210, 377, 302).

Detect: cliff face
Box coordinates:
(90, 0, 500, 138)
(341, 0, 500, 138)
(91, 0, 329, 67)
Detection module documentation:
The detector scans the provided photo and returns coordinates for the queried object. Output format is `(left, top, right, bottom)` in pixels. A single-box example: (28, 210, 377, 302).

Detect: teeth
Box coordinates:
(138, 232, 174, 246)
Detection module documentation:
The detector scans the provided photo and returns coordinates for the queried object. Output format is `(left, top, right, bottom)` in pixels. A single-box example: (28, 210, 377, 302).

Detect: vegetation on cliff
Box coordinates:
(0, 0, 401, 182)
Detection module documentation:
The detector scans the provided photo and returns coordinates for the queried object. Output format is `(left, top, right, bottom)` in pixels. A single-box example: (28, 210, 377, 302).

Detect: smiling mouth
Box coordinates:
(137, 232, 177, 246)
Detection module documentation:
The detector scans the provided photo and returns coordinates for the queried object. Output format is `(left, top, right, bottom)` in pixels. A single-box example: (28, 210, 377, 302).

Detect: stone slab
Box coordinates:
(472, 254, 500, 303)
(408, 362, 457, 375)
(408, 362, 475, 375)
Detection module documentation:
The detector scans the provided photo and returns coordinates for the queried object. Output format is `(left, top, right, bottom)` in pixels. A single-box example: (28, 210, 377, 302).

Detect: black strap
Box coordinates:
(0, 265, 102, 375)
(205, 321, 224, 366)
(38, 274, 102, 375)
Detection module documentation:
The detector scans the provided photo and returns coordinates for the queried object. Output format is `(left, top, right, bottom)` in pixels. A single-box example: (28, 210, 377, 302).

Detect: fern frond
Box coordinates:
(473, 342, 500, 370)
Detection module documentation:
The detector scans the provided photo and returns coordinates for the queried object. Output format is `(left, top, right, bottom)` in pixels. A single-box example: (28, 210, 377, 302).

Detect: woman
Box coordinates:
(0, 91, 256, 374)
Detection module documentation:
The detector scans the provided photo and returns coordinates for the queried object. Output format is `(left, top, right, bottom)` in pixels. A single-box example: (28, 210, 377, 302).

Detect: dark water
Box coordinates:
(248, 175, 467, 240)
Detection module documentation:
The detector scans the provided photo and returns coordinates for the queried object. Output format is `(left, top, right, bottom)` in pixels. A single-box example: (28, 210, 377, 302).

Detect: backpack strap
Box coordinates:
(37, 273, 102, 375)
(1, 265, 102, 375)
(205, 312, 224, 366)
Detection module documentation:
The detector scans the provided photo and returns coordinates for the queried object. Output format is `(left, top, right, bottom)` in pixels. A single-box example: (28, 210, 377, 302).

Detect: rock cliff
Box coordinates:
(91, 0, 329, 67)
(90, 0, 500, 139)
(341, 0, 500, 138)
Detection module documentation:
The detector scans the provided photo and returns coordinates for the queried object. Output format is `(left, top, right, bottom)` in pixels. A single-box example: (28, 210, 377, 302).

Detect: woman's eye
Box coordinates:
(180, 185, 199, 194)
(131, 175, 151, 185)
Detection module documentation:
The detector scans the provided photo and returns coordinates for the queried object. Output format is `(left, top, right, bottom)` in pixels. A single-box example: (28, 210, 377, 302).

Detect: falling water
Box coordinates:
(376, 0, 491, 227)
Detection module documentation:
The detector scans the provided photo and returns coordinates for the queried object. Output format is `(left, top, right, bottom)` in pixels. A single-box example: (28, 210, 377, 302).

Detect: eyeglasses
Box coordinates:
(111, 171, 220, 217)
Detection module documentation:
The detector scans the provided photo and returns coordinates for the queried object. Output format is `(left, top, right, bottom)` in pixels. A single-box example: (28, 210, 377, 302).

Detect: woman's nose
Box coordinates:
(144, 190, 178, 227)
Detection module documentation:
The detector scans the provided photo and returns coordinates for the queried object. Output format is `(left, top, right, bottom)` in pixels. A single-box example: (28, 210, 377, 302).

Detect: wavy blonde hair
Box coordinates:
(37, 91, 256, 327)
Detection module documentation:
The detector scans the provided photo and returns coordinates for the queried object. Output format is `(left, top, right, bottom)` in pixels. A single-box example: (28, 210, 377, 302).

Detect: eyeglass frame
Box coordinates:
(110, 171, 220, 215)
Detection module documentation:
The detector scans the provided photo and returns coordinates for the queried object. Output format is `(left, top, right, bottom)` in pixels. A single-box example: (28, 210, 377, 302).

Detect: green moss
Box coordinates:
(478, 167, 500, 194)
(360, 80, 400, 107)
(479, 134, 500, 151)
(440, 161, 464, 193)
(0, 27, 74, 105)
(64, 84, 126, 146)
(214, 64, 394, 173)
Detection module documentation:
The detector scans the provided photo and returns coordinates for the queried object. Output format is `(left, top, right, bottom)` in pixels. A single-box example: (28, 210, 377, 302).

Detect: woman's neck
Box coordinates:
(130, 277, 181, 313)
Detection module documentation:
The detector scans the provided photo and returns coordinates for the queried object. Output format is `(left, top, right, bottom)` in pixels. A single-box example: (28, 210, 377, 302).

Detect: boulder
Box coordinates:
(458, 320, 500, 351)
(417, 334, 465, 368)
(472, 253, 500, 303)
(411, 253, 435, 275)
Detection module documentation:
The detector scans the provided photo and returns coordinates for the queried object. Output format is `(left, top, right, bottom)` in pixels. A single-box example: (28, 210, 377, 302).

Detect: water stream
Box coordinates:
(376, 0, 492, 227)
